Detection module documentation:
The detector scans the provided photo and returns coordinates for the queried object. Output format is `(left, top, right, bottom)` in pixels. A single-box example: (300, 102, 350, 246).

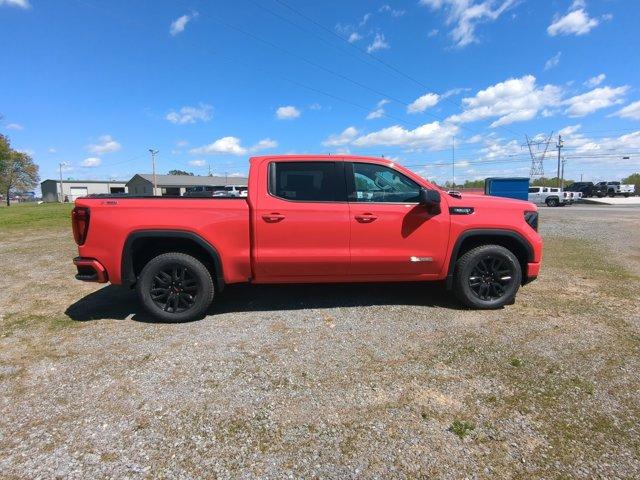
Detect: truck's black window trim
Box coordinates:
(268, 161, 347, 202)
(344, 162, 421, 204)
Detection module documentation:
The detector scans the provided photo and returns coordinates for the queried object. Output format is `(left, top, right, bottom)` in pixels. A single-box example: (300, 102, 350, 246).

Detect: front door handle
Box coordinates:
(355, 213, 378, 223)
(262, 213, 285, 223)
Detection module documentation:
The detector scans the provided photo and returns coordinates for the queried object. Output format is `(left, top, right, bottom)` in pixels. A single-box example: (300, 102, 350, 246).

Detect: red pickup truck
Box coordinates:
(72, 155, 542, 321)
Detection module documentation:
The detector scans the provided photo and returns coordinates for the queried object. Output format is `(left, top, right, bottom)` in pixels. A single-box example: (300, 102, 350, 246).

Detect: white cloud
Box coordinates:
(359, 13, 372, 27)
(165, 103, 212, 124)
(447, 75, 562, 127)
(176, 140, 189, 147)
(250, 138, 278, 152)
(6, 123, 24, 130)
(190, 136, 247, 156)
(189, 136, 276, 156)
(407, 93, 440, 114)
(352, 121, 459, 151)
(170, 12, 198, 36)
(366, 33, 389, 53)
(276, 105, 301, 120)
(366, 109, 385, 120)
(348, 32, 362, 43)
(559, 124, 582, 136)
(0, 0, 30, 9)
(564, 85, 629, 117)
(612, 100, 640, 121)
(188, 159, 206, 167)
(322, 127, 359, 147)
(419, 0, 516, 47)
(428, 28, 439, 37)
(87, 135, 121, 154)
(547, 8, 599, 36)
(48, 148, 57, 153)
(81, 157, 101, 167)
(379, 5, 405, 17)
(584, 73, 605, 87)
(544, 51, 562, 71)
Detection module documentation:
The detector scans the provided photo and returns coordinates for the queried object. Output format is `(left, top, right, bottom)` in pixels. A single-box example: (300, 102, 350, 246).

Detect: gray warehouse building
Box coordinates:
(126, 174, 248, 196)
(40, 179, 127, 202)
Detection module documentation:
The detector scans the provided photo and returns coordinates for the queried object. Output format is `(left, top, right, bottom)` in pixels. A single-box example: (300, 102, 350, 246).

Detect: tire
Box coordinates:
(136, 252, 214, 322)
(624, 193, 630, 198)
(546, 197, 559, 207)
(608, 190, 615, 198)
(453, 245, 522, 309)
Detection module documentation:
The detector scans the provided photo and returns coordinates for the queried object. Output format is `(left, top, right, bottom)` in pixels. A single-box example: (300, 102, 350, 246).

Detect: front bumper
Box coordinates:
(73, 257, 108, 283)
(524, 261, 541, 284)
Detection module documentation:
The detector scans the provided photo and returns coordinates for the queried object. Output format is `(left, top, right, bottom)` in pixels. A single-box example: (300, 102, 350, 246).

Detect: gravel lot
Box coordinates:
(1, 204, 639, 478)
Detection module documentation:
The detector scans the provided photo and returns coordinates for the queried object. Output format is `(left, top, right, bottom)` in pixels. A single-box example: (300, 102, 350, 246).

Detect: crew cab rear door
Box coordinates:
(345, 161, 449, 277)
(254, 160, 350, 277)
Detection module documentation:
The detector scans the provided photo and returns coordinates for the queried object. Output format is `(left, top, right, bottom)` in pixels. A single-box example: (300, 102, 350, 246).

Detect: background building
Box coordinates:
(126, 174, 248, 196)
(40, 179, 127, 202)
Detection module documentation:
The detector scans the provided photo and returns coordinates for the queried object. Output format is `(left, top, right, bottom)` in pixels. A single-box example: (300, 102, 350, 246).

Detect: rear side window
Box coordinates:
(269, 162, 342, 201)
(528, 187, 538, 193)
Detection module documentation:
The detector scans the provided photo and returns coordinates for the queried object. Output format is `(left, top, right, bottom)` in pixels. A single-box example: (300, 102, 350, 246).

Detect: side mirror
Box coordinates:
(419, 188, 441, 207)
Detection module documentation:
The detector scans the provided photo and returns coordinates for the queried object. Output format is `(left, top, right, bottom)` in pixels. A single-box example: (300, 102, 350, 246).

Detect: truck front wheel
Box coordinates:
(453, 245, 522, 309)
(546, 197, 559, 207)
(137, 252, 214, 322)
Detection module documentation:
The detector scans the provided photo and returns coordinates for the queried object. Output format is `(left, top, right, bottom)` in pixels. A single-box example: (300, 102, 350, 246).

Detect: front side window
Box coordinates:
(350, 163, 421, 203)
(528, 187, 538, 193)
(269, 162, 340, 201)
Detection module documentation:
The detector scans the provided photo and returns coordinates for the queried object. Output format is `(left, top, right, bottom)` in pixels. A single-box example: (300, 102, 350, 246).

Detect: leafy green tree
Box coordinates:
(531, 176, 574, 187)
(621, 173, 640, 195)
(0, 136, 40, 206)
(167, 169, 194, 176)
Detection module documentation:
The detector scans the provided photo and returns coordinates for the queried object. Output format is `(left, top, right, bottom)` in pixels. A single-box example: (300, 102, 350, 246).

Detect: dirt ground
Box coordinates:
(1, 204, 639, 479)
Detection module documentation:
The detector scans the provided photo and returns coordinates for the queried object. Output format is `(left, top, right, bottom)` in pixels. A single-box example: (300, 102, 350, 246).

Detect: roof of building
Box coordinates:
(127, 174, 247, 187)
(41, 179, 127, 185)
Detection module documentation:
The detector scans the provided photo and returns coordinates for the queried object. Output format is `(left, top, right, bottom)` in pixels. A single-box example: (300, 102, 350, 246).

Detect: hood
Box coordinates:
(446, 192, 536, 211)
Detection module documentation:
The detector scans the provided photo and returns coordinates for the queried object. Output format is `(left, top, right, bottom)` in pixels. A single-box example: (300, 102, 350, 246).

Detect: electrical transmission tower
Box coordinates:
(524, 132, 554, 178)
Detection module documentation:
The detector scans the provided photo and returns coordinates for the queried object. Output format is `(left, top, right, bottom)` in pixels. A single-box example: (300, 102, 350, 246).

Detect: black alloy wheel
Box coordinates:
(150, 264, 199, 313)
(137, 252, 214, 322)
(467, 256, 514, 302)
(453, 244, 522, 309)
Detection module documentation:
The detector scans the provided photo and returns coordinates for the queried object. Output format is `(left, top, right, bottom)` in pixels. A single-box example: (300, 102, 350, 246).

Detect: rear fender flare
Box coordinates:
(121, 230, 224, 291)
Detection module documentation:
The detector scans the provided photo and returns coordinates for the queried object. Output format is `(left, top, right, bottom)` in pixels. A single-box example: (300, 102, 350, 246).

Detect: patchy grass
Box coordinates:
(0, 202, 73, 231)
(449, 420, 475, 439)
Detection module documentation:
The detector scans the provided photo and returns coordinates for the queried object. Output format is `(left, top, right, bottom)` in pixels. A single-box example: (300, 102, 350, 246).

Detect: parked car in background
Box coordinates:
(71, 154, 543, 321)
(566, 182, 607, 198)
(528, 186, 568, 207)
(596, 181, 636, 197)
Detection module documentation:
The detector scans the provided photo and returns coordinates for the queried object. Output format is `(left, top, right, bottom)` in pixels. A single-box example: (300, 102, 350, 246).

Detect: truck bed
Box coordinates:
(75, 196, 251, 285)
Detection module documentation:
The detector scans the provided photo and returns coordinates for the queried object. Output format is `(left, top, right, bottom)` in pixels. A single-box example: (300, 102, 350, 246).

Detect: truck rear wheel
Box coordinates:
(137, 252, 214, 322)
(546, 197, 559, 207)
(453, 245, 522, 309)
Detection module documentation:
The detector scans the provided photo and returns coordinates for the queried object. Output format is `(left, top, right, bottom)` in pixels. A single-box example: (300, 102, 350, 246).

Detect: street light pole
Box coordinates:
(149, 149, 159, 195)
(58, 162, 65, 202)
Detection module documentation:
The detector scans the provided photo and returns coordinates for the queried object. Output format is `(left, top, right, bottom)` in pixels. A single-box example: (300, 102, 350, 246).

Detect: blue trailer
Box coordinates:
(484, 177, 529, 201)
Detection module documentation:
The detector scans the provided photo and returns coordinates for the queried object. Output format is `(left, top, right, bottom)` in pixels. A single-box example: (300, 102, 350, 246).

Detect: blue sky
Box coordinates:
(1, 0, 639, 187)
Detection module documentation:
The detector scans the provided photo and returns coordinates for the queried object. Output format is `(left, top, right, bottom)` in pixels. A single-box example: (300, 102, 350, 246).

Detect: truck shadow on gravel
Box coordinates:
(65, 282, 462, 323)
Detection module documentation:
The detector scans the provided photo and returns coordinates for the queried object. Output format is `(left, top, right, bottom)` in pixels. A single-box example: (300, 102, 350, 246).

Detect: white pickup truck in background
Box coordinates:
(528, 186, 570, 207)
(594, 181, 636, 197)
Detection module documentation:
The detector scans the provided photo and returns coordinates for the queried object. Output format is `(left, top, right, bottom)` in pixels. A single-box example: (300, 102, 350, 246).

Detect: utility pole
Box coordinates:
(208, 163, 212, 176)
(148, 149, 159, 195)
(58, 162, 65, 202)
(556, 134, 563, 187)
(560, 156, 566, 188)
(524, 132, 552, 178)
(451, 136, 455, 188)
(580, 173, 583, 182)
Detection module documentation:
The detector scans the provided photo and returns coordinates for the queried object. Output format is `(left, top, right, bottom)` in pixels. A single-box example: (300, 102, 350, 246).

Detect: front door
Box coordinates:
(346, 162, 449, 276)
(254, 160, 350, 277)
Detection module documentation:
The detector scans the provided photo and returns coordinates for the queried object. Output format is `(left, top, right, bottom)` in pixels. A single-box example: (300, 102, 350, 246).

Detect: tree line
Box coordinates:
(0, 133, 40, 207)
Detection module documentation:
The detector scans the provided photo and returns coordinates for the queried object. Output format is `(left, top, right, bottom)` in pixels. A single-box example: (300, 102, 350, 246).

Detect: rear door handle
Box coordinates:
(355, 214, 378, 223)
(262, 213, 285, 223)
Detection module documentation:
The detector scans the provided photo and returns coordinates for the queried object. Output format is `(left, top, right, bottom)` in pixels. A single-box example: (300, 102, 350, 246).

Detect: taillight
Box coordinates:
(72, 207, 90, 245)
(524, 210, 538, 231)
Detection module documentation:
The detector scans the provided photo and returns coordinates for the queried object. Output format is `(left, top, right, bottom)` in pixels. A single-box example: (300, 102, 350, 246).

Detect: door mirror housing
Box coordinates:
(419, 188, 441, 208)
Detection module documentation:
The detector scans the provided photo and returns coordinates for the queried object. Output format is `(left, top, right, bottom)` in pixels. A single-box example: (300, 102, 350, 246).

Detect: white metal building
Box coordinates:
(40, 179, 127, 202)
